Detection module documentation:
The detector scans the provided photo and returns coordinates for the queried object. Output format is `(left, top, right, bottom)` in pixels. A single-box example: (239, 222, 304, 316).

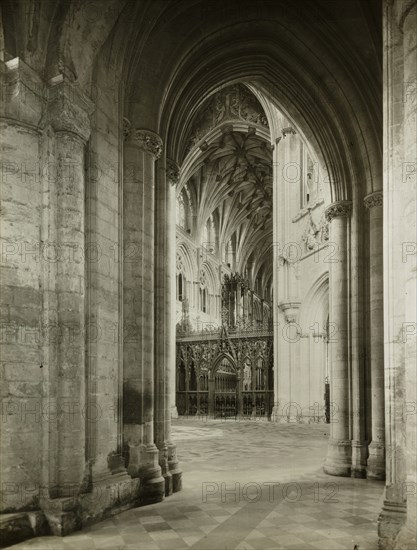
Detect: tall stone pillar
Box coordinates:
(168, 165, 179, 420)
(154, 158, 181, 496)
(379, 2, 417, 547)
(272, 126, 302, 423)
(0, 58, 46, 513)
(364, 191, 385, 480)
(392, 3, 417, 548)
(43, 75, 92, 534)
(400, 4, 417, 546)
(323, 201, 352, 477)
(350, 192, 368, 479)
(123, 126, 164, 504)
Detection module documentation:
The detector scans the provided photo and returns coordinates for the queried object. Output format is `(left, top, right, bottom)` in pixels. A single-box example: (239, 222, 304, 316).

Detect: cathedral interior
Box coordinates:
(0, 0, 416, 549)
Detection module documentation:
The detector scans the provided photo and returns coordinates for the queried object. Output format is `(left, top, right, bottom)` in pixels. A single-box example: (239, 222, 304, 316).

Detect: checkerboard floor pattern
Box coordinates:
(8, 420, 384, 550)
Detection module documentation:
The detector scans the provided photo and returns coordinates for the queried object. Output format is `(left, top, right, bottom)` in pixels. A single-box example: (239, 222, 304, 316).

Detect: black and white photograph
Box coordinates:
(0, 1, 416, 549)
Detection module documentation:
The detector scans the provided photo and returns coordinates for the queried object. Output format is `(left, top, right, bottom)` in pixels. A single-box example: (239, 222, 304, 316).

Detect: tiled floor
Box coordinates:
(9, 418, 384, 549)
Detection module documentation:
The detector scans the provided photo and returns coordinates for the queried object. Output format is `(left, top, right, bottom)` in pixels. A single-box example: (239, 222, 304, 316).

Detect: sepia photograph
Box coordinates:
(0, 1, 416, 549)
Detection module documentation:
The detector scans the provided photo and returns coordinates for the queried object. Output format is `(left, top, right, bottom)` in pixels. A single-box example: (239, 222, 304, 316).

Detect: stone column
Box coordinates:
(29, 74, 94, 534)
(364, 191, 385, 480)
(48, 76, 92, 495)
(323, 201, 352, 477)
(0, 58, 46, 513)
(393, 3, 417, 548)
(82, 112, 136, 517)
(350, 192, 368, 479)
(169, 164, 179, 420)
(272, 126, 302, 423)
(400, 4, 417, 545)
(123, 126, 164, 504)
(154, 158, 181, 496)
(379, 2, 416, 547)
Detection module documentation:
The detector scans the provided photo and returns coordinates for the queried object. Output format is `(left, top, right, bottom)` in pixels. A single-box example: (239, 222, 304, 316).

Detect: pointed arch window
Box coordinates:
(178, 272, 186, 302)
(199, 270, 209, 314)
(176, 194, 186, 228)
(176, 253, 187, 302)
(200, 285, 207, 313)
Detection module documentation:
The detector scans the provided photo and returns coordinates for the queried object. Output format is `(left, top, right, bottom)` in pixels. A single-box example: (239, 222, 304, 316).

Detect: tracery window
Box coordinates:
(178, 272, 186, 301)
(200, 286, 207, 313)
(176, 254, 186, 302)
(200, 271, 209, 313)
(176, 194, 186, 228)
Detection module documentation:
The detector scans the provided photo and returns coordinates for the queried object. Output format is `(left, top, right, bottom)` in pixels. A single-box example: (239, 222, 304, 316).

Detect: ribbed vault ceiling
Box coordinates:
(181, 84, 273, 291)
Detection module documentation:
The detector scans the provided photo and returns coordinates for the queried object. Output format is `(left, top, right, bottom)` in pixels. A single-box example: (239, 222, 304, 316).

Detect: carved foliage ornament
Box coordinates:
(281, 127, 296, 138)
(166, 159, 180, 185)
(363, 191, 383, 209)
(133, 130, 163, 159)
(124, 126, 163, 158)
(324, 201, 353, 222)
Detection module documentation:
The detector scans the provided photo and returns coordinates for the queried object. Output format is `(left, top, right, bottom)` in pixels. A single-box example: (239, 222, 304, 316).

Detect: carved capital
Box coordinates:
(48, 75, 94, 142)
(1, 58, 46, 127)
(282, 126, 296, 138)
(363, 191, 383, 209)
(325, 201, 352, 222)
(278, 301, 301, 323)
(166, 159, 180, 185)
(133, 129, 163, 159)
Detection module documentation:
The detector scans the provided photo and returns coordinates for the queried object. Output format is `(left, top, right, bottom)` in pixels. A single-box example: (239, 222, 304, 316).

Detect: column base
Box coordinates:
(127, 443, 165, 505)
(137, 469, 165, 506)
(378, 499, 407, 550)
(163, 471, 173, 497)
(351, 439, 368, 478)
(79, 472, 140, 523)
(394, 522, 417, 550)
(157, 442, 173, 497)
(40, 472, 141, 536)
(367, 442, 386, 480)
(171, 405, 179, 419)
(323, 438, 352, 477)
(395, 479, 417, 550)
(40, 496, 81, 536)
(170, 466, 182, 493)
(167, 441, 182, 493)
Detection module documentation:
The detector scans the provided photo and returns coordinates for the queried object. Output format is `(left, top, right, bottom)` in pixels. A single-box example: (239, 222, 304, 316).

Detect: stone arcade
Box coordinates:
(0, 1, 416, 549)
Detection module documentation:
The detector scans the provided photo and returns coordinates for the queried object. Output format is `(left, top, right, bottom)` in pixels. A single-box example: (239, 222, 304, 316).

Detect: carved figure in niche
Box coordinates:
(302, 211, 319, 250)
(319, 216, 329, 242)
